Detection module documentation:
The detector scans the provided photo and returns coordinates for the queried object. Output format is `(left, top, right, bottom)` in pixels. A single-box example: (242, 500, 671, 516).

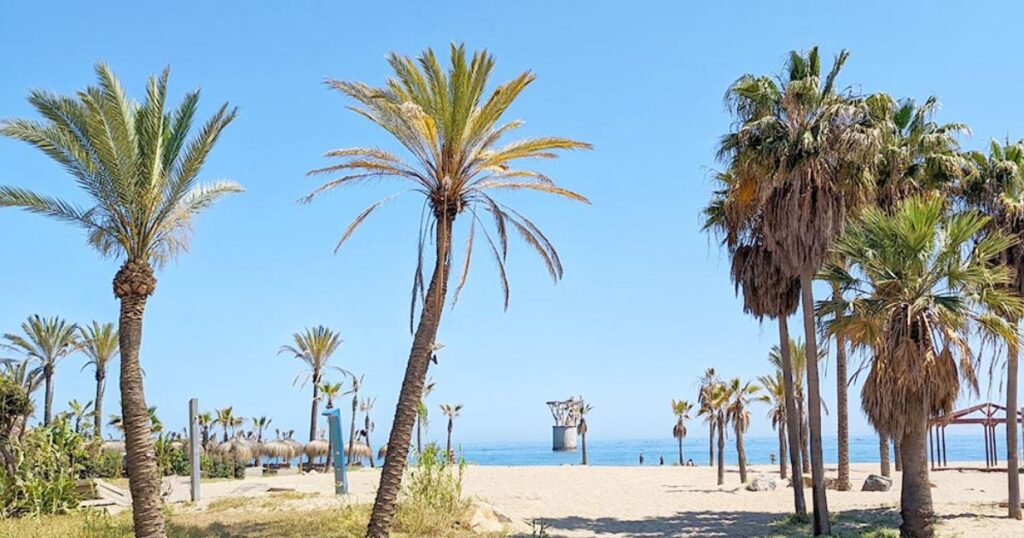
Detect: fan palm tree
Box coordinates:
(67, 399, 94, 435)
(79, 321, 118, 439)
(360, 397, 377, 468)
(671, 399, 693, 466)
(759, 371, 788, 479)
(720, 47, 882, 534)
(724, 378, 762, 483)
(699, 383, 730, 486)
(439, 403, 463, 463)
(961, 139, 1024, 519)
(279, 326, 343, 442)
(344, 374, 365, 466)
(303, 45, 589, 537)
(415, 378, 437, 454)
(0, 64, 241, 537)
(2, 315, 80, 426)
(703, 169, 806, 514)
(824, 195, 1022, 537)
(697, 368, 721, 468)
(577, 403, 593, 465)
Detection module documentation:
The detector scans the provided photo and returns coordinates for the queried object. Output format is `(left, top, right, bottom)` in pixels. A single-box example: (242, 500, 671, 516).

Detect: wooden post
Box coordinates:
(941, 426, 947, 467)
(189, 398, 200, 502)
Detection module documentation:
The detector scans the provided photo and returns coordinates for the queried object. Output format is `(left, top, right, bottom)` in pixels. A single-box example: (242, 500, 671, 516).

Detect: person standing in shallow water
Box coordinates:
(639, 452, 645, 465)
(659, 456, 664, 465)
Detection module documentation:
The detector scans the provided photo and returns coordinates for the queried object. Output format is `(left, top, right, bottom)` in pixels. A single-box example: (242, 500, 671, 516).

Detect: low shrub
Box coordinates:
(393, 442, 470, 536)
(201, 453, 245, 479)
(0, 418, 85, 517)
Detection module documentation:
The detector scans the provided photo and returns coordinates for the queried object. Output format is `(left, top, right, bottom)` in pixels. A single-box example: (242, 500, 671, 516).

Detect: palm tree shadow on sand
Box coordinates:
(512, 507, 915, 537)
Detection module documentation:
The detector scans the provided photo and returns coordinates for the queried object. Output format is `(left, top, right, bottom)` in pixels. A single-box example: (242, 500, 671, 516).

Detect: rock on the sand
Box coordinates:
(466, 499, 519, 533)
(862, 474, 892, 492)
(746, 474, 778, 492)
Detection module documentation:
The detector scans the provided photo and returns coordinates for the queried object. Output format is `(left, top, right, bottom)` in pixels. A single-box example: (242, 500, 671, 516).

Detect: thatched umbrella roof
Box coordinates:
(304, 439, 329, 458)
(378, 443, 388, 460)
(101, 440, 126, 454)
(344, 442, 372, 460)
(282, 438, 303, 459)
(262, 440, 293, 460)
(216, 439, 254, 462)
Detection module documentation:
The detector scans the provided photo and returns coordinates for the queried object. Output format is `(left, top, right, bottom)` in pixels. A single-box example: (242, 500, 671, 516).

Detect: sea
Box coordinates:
(451, 434, 1001, 466)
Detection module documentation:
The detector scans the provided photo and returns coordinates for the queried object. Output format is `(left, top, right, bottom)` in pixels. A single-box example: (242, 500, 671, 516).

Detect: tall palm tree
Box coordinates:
(720, 47, 881, 535)
(724, 378, 762, 483)
(251, 416, 272, 443)
(961, 139, 1024, 519)
(577, 403, 593, 465)
(2, 315, 80, 426)
(825, 195, 1021, 537)
(879, 434, 891, 478)
(771, 338, 817, 474)
(360, 397, 377, 468)
(304, 45, 589, 537)
(344, 374, 365, 466)
(439, 403, 463, 463)
(703, 170, 806, 514)
(214, 407, 238, 442)
(79, 321, 118, 439)
(759, 371, 788, 479)
(197, 412, 213, 447)
(415, 377, 437, 454)
(0, 64, 241, 537)
(700, 383, 730, 486)
(67, 399, 94, 435)
(696, 368, 721, 468)
(671, 399, 693, 466)
(319, 381, 342, 468)
(279, 326, 343, 442)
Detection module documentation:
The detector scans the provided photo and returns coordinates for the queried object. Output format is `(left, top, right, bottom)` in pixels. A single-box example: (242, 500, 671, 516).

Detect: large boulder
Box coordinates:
(862, 474, 892, 492)
(466, 499, 520, 534)
(746, 474, 779, 492)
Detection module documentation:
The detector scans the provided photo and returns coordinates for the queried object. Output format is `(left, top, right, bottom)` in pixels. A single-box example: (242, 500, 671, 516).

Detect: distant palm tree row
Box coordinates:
(703, 46, 1024, 538)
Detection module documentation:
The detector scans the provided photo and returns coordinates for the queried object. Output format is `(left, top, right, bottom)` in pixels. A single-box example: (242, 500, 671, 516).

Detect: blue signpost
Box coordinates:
(322, 408, 349, 494)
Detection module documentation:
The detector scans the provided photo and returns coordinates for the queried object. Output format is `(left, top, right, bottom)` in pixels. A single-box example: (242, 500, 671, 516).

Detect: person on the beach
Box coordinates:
(639, 452, 644, 465)
(659, 456, 664, 465)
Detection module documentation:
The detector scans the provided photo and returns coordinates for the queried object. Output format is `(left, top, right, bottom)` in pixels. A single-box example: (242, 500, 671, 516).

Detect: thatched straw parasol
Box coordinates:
(262, 440, 293, 461)
(344, 442, 372, 460)
(216, 439, 254, 462)
(377, 444, 388, 461)
(101, 440, 126, 454)
(303, 439, 329, 459)
(282, 438, 303, 459)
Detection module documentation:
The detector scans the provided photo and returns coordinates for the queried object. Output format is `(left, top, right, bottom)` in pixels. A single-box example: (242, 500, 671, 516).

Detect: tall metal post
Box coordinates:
(323, 408, 348, 494)
(189, 398, 201, 501)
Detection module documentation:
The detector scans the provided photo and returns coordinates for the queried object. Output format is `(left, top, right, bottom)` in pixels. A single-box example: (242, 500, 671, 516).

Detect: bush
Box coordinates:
(201, 453, 244, 479)
(393, 442, 470, 536)
(80, 448, 126, 479)
(0, 418, 85, 517)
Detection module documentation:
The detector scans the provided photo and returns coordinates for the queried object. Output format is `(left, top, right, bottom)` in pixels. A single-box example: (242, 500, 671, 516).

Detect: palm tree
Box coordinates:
(304, 45, 589, 537)
(696, 368, 721, 468)
(416, 378, 437, 454)
(197, 412, 213, 447)
(879, 434, 891, 478)
(961, 139, 1024, 519)
(67, 399, 94, 435)
(577, 403, 593, 465)
(703, 170, 806, 514)
(759, 371, 788, 479)
(724, 378, 762, 483)
(0, 64, 241, 537)
(279, 326, 343, 442)
(2, 315, 80, 426)
(251, 416, 272, 443)
(214, 407, 239, 442)
(439, 403, 463, 463)
(360, 397, 377, 468)
(824, 195, 1021, 537)
(671, 399, 693, 466)
(79, 321, 118, 439)
(770, 338, 818, 475)
(700, 383, 730, 486)
(319, 381, 342, 468)
(720, 47, 881, 535)
(344, 374, 365, 467)
(1, 360, 43, 439)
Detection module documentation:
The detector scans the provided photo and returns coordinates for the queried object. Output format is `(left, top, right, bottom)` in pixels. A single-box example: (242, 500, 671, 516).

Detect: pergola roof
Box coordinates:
(930, 402, 1023, 427)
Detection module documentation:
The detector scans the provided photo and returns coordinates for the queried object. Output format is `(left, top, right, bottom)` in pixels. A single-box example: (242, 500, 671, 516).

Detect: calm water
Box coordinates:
(454, 434, 1002, 466)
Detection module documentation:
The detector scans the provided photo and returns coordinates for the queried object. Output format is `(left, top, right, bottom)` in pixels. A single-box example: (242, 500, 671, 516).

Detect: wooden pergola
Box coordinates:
(928, 402, 1023, 471)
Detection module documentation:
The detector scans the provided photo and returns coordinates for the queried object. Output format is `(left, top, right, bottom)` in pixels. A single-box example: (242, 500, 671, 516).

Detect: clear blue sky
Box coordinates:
(2, 1, 1022, 444)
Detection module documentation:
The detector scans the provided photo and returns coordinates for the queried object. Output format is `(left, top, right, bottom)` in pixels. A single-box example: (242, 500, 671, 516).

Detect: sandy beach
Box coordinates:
(187, 462, 1019, 537)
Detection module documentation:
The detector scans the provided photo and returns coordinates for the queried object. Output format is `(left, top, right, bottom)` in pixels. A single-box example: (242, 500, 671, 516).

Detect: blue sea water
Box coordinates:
(453, 434, 1001, 466)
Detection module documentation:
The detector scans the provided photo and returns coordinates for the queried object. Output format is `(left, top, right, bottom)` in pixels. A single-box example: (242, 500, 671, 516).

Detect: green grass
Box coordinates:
(765, 508, 902, 537)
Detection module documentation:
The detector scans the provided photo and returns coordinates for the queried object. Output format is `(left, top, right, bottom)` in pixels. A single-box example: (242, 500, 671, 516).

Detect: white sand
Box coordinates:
(193, 462, 1021, 536)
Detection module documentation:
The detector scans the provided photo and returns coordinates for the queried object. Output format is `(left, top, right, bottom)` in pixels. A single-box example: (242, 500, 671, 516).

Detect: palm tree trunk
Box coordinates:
(800, 274, 830, 535)
(894, 438, 903, 472)
(114, 260, 165, 538)
(309, 378, 320, 442)
(348, 395, 358, 466)
(708, 422, 715, 467)
(416, 416, 422, 454)
(778, 421, 788, 479)
(95, 373, 105, 439)
(736, 423, 748, 483)
(678, 434, 684, 466)
(800, 411, 810, 474)
(1007, 340, 1021, 519)
(582, 431, 588, 465)
(446, 420, 453, 463)
(366, 214, 453, 538)
(365, 415, 375, 468)
(836, 330, 851, 491)
(778, 316, 806, 514)
(43, 366, 54, 426)
(716, 419, 725, 485)
(880, 433, 891, 478)
(900, 397, 934, 537)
